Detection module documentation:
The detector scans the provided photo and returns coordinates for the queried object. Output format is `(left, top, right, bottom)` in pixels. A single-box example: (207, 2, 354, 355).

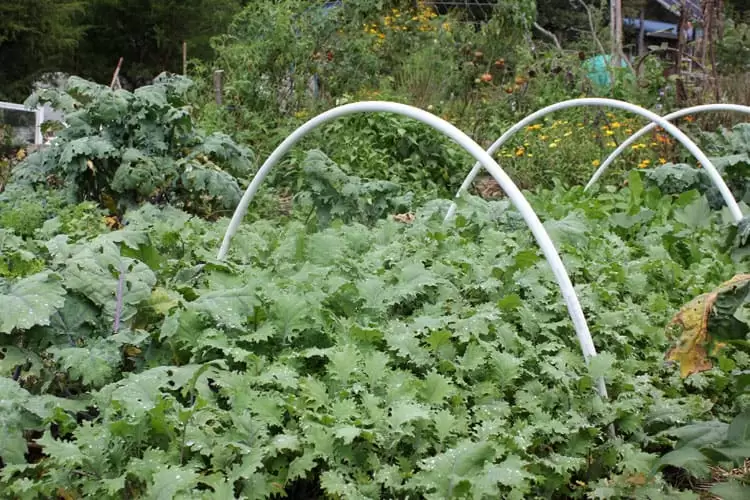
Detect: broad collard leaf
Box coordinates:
(0, 272, 66, 334)
(656, 447, 712, 479)
(709, 481, 750, 500)
(61, 241, 156, 323)
(674, 196, 712, 228)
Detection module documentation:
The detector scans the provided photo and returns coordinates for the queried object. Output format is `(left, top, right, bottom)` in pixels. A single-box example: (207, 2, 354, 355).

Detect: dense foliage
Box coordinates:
(0, 0, 245, 101)
(10, 74, 254, 218)
(2, 148, 750, 497)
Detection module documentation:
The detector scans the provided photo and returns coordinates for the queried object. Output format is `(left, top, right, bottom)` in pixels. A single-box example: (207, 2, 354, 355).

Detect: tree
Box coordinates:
(73, 0, 244, 86)
(0, 0, 246, 100)
(0, 0, 86, 100)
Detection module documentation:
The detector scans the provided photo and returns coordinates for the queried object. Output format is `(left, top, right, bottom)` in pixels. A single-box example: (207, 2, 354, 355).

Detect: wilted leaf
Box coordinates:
(665, 274, 750, 377)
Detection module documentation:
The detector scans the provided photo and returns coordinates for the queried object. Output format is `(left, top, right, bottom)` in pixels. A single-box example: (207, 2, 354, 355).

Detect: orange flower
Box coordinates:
(655, 133, 671, 144)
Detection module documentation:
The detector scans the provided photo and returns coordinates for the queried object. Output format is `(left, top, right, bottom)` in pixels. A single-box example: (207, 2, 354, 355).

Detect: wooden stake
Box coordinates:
(182, 41, 187, 75)
(213, 70, 224, 105)
(110, 57, 124, 89)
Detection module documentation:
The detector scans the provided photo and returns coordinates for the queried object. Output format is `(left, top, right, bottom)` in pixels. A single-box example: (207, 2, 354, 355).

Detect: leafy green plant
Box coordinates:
(10, 74, 255, 218)
(296, 149, 413, 226)
(0, 175, 746, 498)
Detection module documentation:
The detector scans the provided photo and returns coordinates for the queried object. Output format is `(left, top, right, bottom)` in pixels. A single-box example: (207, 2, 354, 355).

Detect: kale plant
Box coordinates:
(10, 74, 255, 218)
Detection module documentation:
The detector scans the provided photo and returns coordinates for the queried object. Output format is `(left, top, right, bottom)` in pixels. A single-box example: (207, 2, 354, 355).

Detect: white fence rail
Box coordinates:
(0, 101, 45, 145)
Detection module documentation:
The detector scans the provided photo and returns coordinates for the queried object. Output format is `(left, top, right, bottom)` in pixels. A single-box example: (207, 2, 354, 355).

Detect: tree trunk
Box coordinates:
(610, 0, 623, 65)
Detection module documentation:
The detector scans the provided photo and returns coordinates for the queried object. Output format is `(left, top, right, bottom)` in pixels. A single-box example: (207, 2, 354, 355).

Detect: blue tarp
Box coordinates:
(583, 55, 629, 90)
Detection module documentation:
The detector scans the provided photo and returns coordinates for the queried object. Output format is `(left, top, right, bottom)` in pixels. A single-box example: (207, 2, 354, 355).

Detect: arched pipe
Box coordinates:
(445, 98, 742, 222)
(216, 101, 607, 397)
(586, 103, 750, 195)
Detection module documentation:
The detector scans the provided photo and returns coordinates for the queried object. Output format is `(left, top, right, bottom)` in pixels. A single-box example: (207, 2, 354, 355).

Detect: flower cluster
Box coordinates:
(363, 3, 441, 46)
(494, 112, 676, 178)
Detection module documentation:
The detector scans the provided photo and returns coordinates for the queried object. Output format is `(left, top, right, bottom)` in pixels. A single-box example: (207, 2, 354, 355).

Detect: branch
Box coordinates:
(533, 22, 562, 52)
(575, 0, 606, 55)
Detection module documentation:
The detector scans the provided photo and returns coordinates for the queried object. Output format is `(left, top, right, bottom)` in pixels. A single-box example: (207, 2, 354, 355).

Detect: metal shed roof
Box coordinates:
(654, 0, 703, 21)
(622, 17, 696, 40)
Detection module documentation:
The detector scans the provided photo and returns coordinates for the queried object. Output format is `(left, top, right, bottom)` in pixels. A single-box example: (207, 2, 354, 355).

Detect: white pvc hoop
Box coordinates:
(586, 103, 750, 196)
(217, 101, 607, 397)
(445, 98, 743, 222)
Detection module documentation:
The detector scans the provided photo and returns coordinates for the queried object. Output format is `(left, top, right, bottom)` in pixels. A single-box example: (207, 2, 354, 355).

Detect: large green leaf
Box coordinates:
(0, 272, 66, 334)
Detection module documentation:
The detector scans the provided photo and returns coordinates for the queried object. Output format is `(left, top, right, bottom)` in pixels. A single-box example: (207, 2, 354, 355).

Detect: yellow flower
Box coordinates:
(604, 130, 614, 136)
(515, 146, 525, 157)
(606, 141, 617, 147)
(549, 142, 558, 149)
(611, 122, 621, 128)
(659, 157, 667, 164)
(526, 124, 542, 131)
(563, 131, 572, 137)
(592, 159, 601, 167)
(540, 135, 548, 141)
(625, 128, 633, 134)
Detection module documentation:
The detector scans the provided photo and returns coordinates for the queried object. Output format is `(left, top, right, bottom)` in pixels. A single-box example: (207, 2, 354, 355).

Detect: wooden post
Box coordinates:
(637, 9, 646, 58)
(182, 41, 187, 75)
(610, 0, 623, 65)
(213, 70, 224, 105)
(110, 57, 124, 89)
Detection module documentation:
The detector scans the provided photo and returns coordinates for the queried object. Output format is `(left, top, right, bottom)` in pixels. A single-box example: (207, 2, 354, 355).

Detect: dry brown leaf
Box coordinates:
(392, 213, 415, 224)
(666, 274, 750, 378)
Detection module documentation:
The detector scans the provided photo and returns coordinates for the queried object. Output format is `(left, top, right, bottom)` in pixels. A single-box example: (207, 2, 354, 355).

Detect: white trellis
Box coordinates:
(445, 98, 743, 223)
(586, 103, 750, 193)
(217, 101, 608, 398)
(0, 101, 45, 145)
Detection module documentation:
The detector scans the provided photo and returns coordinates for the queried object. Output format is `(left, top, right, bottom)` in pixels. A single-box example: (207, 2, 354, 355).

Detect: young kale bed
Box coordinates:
(0, 176, 748, 499)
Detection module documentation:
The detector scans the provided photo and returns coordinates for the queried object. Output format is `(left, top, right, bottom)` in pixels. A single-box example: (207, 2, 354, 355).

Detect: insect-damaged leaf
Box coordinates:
(665, 274, 750, 377)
